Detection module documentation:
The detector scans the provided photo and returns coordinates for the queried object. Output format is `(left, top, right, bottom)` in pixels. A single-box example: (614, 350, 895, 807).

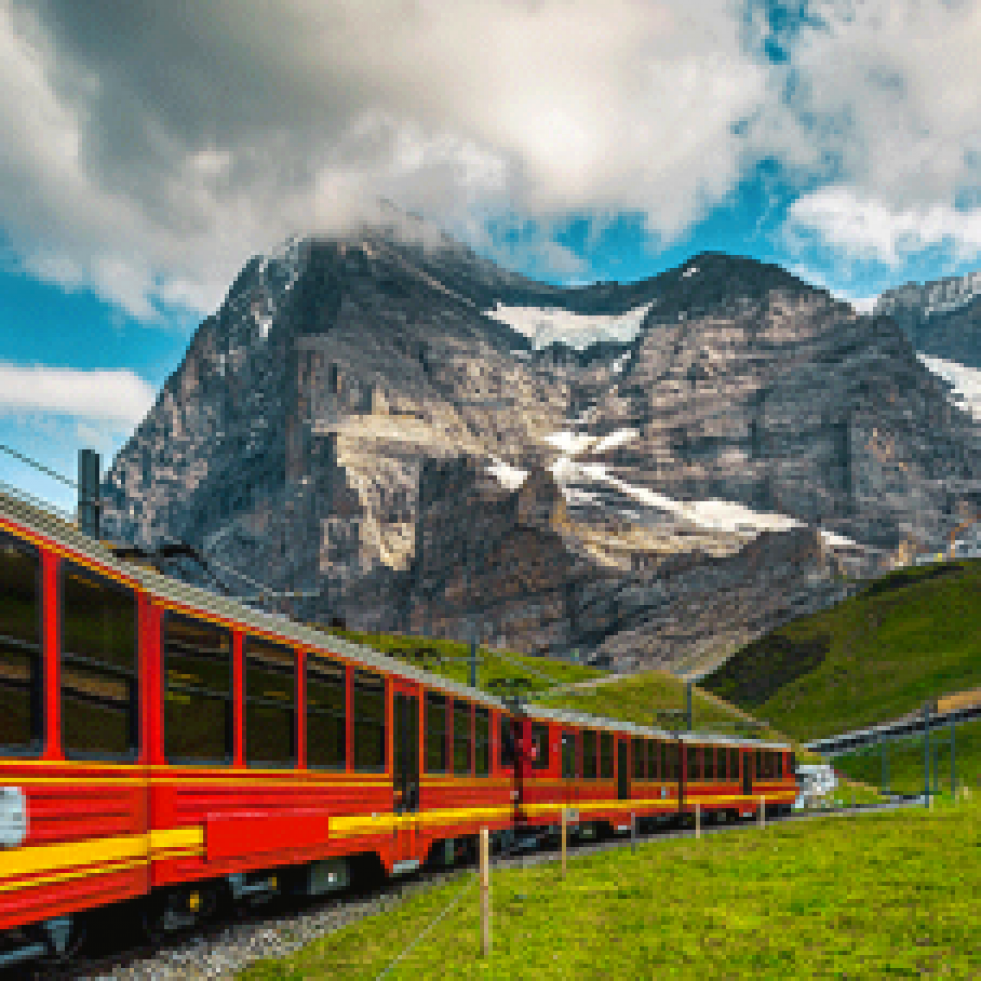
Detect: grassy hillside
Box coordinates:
(835, 715, 981, 796)
(243, 796, 979, 980)
(531, 668, 780, 740)
(701, 559, 981, 742)
(316, 626, 823, 756)
(314, 627, 607, 697)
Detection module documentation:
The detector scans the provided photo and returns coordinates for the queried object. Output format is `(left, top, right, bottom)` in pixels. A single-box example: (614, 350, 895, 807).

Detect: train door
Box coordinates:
(393, 687, 420, 863)
(742, 750, 753, 797)
(617, 739, 629, 800)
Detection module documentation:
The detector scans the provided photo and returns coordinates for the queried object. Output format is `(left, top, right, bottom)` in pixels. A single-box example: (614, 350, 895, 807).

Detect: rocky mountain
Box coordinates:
(875, 270, 981, 368)
(99, 206, 981, 672)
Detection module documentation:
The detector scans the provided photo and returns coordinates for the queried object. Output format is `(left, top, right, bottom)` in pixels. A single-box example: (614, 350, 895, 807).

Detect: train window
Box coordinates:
(353, 670, 386, 772)
(245, 637, 296, 768)
(776, 753, 783, 778)
(306, 656, 346, 769)
(729, 748, 739, 780)
(0, 533, 43, 753)
(686, 746, 700, 781)
(704, 746, 715, 780)
(664, 744, 679, 780)
(61, 563, 138, 759)
(164, 614, 233, 764)
(531, 722, 549, 770)
(719, 747, 728, 780)
(756, 750, 766, 779)
(600, 732, 614, 780)
(646, 741, 657, 780)
(453, 700, 472, 776)
(499, 714, 515, 768)
(632, 738, 645, 780)
(582, 729, 597, 779)
(426, 692, 448, 773)
(475, 707, 490, 777)
(561, 731, 577, 778)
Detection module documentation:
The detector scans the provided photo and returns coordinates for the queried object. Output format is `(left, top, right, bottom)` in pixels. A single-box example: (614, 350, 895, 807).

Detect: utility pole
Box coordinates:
(686, 681, 693, 732)
(78, 449, 100, 539)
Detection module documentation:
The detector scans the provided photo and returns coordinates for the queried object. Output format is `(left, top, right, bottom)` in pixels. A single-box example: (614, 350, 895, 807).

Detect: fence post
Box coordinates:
(759, 795, 765, 829)
(924, 702, 931, 810)
(951, 713, 956, 796)
(480, 827, 490, 957)
(695, 802, 700, 839)
(561, 809, 567, 879)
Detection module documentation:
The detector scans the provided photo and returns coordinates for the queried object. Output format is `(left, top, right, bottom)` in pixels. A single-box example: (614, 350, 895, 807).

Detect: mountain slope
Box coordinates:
(99, 207, 981, 670)
(700, 559, 981, 741)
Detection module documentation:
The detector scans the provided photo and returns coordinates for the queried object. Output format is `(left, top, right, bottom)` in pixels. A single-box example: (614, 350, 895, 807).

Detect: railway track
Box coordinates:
(23, 798, 920, 981)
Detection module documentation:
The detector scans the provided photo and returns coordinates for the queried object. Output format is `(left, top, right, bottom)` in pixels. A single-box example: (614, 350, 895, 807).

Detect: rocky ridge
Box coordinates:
(876, 269, 981, 368)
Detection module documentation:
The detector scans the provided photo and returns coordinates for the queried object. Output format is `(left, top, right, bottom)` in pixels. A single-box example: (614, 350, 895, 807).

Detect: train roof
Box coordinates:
(517, 703, 676, 741)
(0, 487, 507, 713)
(678, 730, 791, 751)
(0, 486, 791, 752)
(523, 704, 789, 750)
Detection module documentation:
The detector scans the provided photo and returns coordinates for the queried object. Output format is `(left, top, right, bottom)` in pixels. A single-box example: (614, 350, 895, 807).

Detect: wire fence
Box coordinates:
(373, 873, 477, 980)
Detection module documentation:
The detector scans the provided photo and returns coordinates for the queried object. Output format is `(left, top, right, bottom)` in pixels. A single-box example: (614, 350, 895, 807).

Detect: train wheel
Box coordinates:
(141, 885, 220, 944)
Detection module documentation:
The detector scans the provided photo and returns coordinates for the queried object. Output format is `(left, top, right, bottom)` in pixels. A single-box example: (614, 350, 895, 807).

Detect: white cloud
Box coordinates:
(763, 1, 981, 272)
(785, 189, 981, 269)
(0, 362, 155, 424)
(2, 0, 980, 323)
(0, 0, 769, 321)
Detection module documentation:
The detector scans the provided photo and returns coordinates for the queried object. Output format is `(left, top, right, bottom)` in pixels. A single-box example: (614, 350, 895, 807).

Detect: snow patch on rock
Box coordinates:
(487, 457, 529, 491)
(917, 354, 981, 422)
(484, 302, 654, 351)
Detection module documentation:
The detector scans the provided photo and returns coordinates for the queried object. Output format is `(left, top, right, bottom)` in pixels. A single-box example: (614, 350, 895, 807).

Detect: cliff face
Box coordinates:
(875, 270, 981, 368)
(99, 215, 981, 671)
(579, 254, 981, 552)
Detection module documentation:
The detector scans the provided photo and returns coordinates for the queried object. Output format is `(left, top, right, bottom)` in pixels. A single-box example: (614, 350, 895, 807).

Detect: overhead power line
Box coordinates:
(0, 442, 80, 490)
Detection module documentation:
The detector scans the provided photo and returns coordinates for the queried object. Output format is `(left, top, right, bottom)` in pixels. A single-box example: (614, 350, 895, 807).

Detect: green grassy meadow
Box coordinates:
(532, 668, 783, 741)
(701, 559, 981, 741)
(241, 796, 981, 980)
(315, 627, 607, 697)
(835, 714, 981, 796)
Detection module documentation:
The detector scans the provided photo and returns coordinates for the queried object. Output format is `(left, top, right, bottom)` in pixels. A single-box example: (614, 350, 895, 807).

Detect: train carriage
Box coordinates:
(679, 732, 797, 823)
(0, 485, 798, 968)
(514, 706, 682, 841)
(0, 489, 517, 964)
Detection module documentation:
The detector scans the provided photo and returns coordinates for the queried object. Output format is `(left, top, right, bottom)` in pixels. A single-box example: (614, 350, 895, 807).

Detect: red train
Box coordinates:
(0, 488, 797, 967)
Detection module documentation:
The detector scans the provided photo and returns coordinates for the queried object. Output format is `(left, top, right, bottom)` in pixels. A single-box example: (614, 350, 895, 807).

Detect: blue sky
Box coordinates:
(2, 0, 980, 515)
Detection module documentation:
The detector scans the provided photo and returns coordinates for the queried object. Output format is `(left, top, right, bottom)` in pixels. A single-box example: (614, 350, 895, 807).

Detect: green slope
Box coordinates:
(313, 627, 607, 696)
(531, 668, 778, 739)
(701, 559, 981, 742)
